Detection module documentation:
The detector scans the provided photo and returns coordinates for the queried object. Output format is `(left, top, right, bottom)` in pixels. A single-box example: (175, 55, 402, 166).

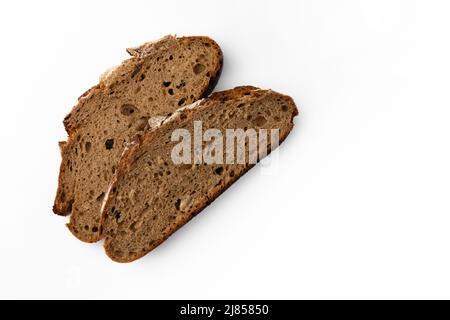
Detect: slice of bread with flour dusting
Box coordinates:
(54, 35, 223, 243)
(100, 86, 298, 262)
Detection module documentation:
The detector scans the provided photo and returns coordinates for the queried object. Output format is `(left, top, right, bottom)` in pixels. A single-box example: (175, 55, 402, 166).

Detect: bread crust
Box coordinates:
(100, 87, 298, 262)
(53, 35, 223, 243)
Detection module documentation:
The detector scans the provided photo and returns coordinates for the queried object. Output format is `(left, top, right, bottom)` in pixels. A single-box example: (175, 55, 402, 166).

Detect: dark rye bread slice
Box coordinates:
(100, 86, 298, 262)
(54, 35, 223, 243)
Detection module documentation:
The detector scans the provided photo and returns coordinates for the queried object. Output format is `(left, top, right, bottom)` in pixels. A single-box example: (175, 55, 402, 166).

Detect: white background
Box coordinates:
(1, 0, 450, 299)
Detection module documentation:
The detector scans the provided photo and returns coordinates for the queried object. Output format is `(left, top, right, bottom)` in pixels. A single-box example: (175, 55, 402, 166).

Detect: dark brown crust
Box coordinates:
(101, 87, 299, 262)
(53, 36, 223, 240)
(53, 141, 72, 216)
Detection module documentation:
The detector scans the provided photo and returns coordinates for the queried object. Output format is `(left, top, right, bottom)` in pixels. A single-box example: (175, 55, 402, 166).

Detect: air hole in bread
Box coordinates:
(139, 74, 146, 81)
(176, 80, 186, 89)
(215, 167, 224, 175)
(96, 192, 105, 202)
(281, 105, 289, 112)
(193, 64, 205, 74)
(85, 142, 92, 152)
(178, 98, 186, 106)
(120, 104, 138, 116)
(105, 139, 114, 150)
(163, 81, 171, 87)
(131, 64, 142, 78)
(175, 199, 181, 210)
(168, 89, 174, 95)
(252, 116, 267, 126)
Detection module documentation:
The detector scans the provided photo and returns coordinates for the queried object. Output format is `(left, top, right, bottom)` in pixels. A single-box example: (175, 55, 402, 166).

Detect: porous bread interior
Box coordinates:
(102, 88, 297, 262)
(55, 36, 222, 242)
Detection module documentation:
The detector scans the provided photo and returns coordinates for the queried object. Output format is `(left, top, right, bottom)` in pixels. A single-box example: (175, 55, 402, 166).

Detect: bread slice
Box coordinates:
(54, 35, 223, 243)
(100, 86, 298, 262)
